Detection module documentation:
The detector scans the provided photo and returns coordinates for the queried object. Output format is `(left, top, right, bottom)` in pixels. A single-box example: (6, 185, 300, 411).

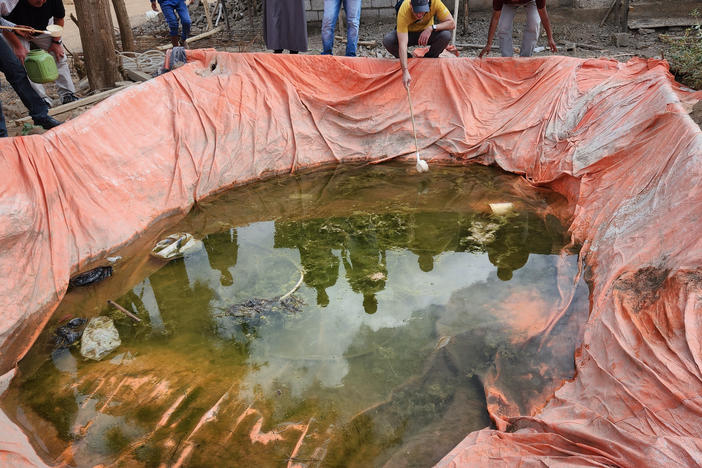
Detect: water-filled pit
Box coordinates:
(2, 163, 589, 467)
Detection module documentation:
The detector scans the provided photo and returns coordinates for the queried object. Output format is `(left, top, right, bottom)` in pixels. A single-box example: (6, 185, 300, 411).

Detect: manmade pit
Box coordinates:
(2, 163, 589, 467)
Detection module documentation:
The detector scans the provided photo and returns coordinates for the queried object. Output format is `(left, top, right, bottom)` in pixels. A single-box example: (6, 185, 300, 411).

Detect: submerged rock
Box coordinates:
(80, 317, 121, 361)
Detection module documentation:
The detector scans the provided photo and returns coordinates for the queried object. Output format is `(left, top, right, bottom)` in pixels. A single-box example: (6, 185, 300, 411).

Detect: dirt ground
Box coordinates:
(1, 2, 700, 136)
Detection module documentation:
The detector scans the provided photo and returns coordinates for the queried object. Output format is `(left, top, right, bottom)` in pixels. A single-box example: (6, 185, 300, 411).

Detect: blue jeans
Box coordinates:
(0, 36, 50, 137)
(321, 0, 361, 57)
(159, 0, 192, 40)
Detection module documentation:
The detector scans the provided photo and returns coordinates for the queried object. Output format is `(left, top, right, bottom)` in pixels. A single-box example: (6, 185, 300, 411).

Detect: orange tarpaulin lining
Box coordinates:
(0, 51, 700, 467)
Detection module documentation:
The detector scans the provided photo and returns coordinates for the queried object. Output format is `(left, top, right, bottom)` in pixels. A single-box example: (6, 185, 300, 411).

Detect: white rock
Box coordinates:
(80, 317, 121, 361)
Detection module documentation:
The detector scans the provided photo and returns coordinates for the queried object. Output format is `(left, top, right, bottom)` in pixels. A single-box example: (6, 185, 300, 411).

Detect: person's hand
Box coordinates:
(478, 44, 491, 58)
(548, 37, 557, 53)
(151, 0, 158, 11)
(402, 69, 411, 89)
(14, 25, 36, 40)
(418, 27, 432, 46)
(12, 44, 27, 62)
(49, 41, 64, 59)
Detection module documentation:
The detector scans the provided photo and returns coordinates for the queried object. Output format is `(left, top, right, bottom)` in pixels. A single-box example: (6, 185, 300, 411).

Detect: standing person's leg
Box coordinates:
(342, 0, 361, 57)
(497, 4, 517, 57)
(0, 36, 49, 122)
(321, 0, 341, 55)
(424, 30, 451, 57)
(520, 0, 541, 57)
(159, 0, 182, 46)
(174, 0, 192, 45)
(31, 35, 77, 103)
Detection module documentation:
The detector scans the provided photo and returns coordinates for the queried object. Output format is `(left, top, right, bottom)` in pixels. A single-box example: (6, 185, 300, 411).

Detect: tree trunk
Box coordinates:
(111, 0, 135, 51)
(618, 0, 630, 32)
(74, 0, 119, 90)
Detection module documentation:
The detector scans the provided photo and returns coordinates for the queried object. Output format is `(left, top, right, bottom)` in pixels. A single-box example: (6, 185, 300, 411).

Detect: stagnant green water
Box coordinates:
(3, 164, 588, 467)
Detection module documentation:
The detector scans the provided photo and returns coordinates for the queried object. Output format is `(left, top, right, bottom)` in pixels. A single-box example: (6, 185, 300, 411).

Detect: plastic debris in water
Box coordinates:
(80, 316, 121, 361)
(150, 233, 203, 260)
(69, 266, 113, 288)
(434, 335, 452, 351)
(53, 317, 87, 349)
(489, 202, 514, 216)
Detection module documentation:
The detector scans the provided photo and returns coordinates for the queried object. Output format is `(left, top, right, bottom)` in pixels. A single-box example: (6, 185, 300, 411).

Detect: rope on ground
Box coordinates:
(117, 49, 166, 76)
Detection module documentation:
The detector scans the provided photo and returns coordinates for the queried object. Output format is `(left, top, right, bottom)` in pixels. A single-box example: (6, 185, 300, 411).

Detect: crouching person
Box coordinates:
(383, 0, 455, 89)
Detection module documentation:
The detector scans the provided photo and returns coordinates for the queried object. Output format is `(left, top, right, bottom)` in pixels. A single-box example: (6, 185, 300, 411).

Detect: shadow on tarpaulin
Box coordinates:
(0, 50, 700, 467)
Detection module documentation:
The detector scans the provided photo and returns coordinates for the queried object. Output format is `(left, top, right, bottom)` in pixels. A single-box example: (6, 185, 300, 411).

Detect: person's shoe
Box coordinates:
(33, 115, 62, 130)
(60, 93, 79, 105)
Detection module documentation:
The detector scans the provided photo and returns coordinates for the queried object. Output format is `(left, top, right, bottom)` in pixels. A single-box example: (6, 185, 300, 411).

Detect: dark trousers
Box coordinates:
(383, 30, 452, 58)
(0, 37, 50, 137)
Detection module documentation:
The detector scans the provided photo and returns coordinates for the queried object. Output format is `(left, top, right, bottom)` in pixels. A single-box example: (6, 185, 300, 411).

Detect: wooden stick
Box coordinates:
(451, 0, 458, 44)
(334, 36, 377, 46)
(108, 300, 142, 322)
(0, 24, 49, 34)
(462, 0, 468, 34)
(14, 84, 134, 124)
(406, 87, 420, 157)
(454, 42, 489, 49)
(202, 0, 213, 31)
(600, 0, 618, 27)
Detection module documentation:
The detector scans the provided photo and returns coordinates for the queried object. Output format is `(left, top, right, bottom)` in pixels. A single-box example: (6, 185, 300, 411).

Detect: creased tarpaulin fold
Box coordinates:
(0, 51, 700, 467)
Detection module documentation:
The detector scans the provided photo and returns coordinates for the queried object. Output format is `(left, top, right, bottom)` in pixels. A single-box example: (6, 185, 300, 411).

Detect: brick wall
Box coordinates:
(304, 0, 398, 22)
(304, 0, 662, 22)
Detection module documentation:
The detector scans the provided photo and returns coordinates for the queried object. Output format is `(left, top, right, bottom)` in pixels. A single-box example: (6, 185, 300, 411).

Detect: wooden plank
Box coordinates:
(628, 17, 700, 29)
(14, 84, 134, 125)
(123, 68, 152, 82)
(157, 25, 223, 50)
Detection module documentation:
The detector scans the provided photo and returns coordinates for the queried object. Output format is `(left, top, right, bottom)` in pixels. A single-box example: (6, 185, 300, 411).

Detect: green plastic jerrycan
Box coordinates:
(24, 49, 58, 84)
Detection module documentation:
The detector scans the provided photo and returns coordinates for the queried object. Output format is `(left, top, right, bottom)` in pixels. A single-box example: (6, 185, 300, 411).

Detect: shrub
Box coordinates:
(663, 9, 702, 90)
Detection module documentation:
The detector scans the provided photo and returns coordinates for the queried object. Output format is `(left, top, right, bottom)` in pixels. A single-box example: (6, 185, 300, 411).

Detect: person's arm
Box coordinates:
(479, 9, 500, 58)
(418, 10, 455, 46)
(48, 17, 65, 59)
(151, 0, 158, 11)
(3, 29, 27, 61)
(398, 31, 411, 88)
(537, 7, 557, 52)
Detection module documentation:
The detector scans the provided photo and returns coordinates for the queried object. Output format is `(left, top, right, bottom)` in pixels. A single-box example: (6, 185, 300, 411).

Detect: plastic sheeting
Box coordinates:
(0, 51, 700, 466)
